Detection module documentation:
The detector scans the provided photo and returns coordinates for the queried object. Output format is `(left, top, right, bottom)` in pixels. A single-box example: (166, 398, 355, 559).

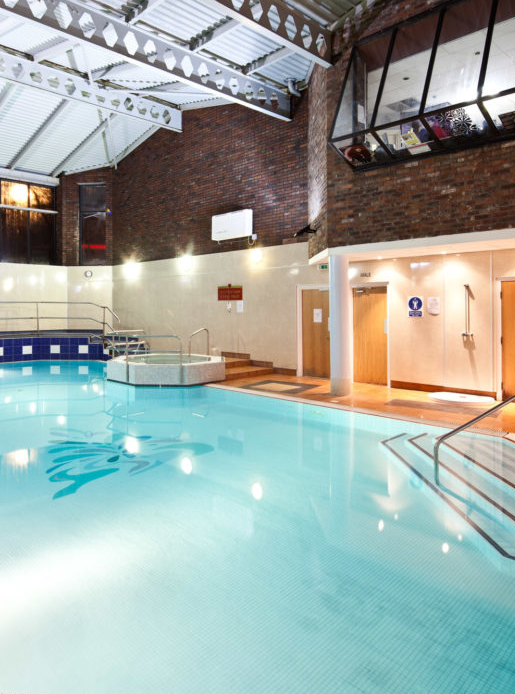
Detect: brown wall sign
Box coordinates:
(218, 284, 243, 301)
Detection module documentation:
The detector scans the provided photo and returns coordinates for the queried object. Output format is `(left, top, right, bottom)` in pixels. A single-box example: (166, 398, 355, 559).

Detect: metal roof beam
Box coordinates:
(0, 49, 182, 131)
(1, 0, 291, 120)
(8, 99, 69, 168)
(186, 0, 332, 67)
(51, 113, 116, 176)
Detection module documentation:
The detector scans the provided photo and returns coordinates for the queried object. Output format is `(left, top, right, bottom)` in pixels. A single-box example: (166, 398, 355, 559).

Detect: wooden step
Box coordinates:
(224, 365, 275, 380)
(224, 357, 252, 368)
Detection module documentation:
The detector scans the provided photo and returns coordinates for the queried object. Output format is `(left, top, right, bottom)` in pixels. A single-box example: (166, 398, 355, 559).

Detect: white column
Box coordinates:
(329, 254, 352, 396)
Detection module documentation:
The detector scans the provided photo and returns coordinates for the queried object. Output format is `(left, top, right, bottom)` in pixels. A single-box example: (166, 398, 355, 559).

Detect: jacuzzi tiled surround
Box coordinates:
(0, 336, 110, 362)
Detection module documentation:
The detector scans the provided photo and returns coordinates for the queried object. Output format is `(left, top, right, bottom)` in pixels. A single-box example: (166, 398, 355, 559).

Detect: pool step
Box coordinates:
(222, 354, 275, 381)
(381, 432, 515, 560)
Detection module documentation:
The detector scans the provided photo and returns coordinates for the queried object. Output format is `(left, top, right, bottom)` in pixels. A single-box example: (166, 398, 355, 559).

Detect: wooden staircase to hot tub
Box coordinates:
(222, 351, 276, 381)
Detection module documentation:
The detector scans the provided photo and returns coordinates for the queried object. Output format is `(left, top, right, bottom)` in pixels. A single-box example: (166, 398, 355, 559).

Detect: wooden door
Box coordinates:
(302, 289, 330, 377)
(501, 281, 515, 398)
(353, 286, 387, 385)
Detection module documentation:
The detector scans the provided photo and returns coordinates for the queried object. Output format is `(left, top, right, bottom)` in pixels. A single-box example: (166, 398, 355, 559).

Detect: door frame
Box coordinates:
(351, 281, 390, 387)
(494, 276, 515, 400)
(296, 284, 329, 377)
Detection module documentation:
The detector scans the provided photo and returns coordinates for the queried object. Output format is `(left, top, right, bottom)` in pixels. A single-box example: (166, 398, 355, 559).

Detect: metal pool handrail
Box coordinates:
(188, 327, 209, 357)
(0, 300, 119, 337)
(106, 333, 184, 383)
(433, 393, 515, 485)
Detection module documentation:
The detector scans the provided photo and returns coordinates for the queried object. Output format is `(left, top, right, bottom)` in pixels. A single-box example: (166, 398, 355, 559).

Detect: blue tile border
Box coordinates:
(0, 337, 111, 362)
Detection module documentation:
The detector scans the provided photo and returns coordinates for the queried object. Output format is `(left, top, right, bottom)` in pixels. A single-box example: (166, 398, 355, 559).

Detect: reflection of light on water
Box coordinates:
(378, 519, 385, 532)
(251, 482, 263, 500)
(181, 457, 192, 474)
(124, 437, 140, 454)
(29, 402, 37, 414)
(5, 449, 30, 468)
(442, 542, 450, 554)
(0, 538, 134, 628)
(57, 415, 66, 426)
(4, 396, 11, 404)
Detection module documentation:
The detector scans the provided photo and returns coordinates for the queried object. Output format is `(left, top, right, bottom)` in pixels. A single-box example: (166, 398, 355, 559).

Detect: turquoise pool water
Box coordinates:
(0, 361, 514, 694)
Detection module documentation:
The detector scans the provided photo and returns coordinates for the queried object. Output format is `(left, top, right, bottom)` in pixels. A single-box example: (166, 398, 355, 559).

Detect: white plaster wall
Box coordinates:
(0, 264, 113, 333)
(66, 266, 113, 332)
(112, 243, 324, 370)
(0, 263, 68, 331)
(350, 252, 494, 392)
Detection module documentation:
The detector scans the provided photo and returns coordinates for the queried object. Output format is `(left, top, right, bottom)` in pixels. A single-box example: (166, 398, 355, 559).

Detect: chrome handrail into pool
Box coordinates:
(0, 301, 119, 338)
(433, 393, 515, 485)
(106, 333, 184, 383)
(188, 327, 209, 358)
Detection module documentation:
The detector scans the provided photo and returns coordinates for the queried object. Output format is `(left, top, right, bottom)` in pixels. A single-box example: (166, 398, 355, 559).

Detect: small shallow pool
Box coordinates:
(0, 360, 514, 694)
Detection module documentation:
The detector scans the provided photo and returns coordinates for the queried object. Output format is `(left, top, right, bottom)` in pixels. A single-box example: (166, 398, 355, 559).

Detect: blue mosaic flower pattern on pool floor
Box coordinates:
(44, 428, 214, 499)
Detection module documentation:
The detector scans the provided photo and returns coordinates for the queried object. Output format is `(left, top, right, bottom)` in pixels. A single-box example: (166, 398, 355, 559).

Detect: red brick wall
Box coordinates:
(57, 168, 113, 266)
(324, 0, 515, 251)
(111, 100, 308, 264)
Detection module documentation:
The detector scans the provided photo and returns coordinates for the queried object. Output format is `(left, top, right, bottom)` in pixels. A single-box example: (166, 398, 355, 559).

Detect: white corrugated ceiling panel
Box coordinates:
(0, 21, 57, 53)
(204, 24, 280, 67)
(21, 101, 103, 174)
(0, 79, 63, 167)
(258, 52, 312, 86)
(141, 0, 226, 42)
(109, 116, 159, 160)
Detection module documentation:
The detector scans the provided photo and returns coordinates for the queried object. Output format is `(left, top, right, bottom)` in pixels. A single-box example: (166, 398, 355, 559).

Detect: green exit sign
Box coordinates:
(318, 263, 329, 270)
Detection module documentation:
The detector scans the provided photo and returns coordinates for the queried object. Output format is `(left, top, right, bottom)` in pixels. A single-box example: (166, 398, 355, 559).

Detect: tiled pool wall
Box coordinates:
(0, 336, 110, 362)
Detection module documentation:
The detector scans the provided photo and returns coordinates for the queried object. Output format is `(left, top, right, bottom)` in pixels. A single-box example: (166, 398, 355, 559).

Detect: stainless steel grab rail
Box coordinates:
(188, 327, 209, 358)
(106, 333, 184, 384)
(433, 393, 515, 485)
(0, 300, 119, 337)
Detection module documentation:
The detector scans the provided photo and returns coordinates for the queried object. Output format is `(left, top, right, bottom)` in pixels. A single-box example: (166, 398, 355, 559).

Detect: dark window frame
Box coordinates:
(0, 178, 56, 264)
(329, 0, 515, 171)
(79, 183, 107, 266)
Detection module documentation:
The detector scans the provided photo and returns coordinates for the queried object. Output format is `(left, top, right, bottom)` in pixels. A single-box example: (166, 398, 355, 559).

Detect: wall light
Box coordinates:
(250, 248, 262, 263)
(84, 270, 93, 278)
(3, 277, 13, 292)
(122, 261, 141, 281)
(178, 254, 193, 273)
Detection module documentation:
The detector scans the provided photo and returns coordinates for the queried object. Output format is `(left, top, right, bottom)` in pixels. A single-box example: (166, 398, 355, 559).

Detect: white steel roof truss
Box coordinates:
(0, 0, 291, 120)
(0, 49, 182, 131)
(183, 0, 332, 67)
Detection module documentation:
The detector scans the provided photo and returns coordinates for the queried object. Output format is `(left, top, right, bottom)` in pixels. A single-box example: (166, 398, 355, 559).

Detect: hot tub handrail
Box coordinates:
(113, 334, 183, 384)
(188, 327, 209, 358)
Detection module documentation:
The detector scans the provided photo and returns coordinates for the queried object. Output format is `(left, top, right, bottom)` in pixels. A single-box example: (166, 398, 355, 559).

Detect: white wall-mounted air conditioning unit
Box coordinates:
(211, 209, 253, 241)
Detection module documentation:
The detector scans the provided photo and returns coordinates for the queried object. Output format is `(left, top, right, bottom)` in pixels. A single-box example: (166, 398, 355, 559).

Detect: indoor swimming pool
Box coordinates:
(0, 361, 514, 694)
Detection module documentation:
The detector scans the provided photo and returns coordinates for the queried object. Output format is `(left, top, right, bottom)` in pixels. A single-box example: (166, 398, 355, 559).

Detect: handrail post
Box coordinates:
(102, 306, 106, 340)
(125, 335, 129, 382)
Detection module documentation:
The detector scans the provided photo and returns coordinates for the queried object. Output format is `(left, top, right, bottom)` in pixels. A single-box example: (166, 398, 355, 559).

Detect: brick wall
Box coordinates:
(111, 100, 308, 264)
(57, 168, 113, 266)
(323, 0, 515, 251)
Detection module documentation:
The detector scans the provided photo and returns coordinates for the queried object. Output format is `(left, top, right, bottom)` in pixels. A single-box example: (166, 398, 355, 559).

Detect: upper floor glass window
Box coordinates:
(80, 184, 106, 265)
(0, 180, 56, 264)
(330, 0, 515, 170)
